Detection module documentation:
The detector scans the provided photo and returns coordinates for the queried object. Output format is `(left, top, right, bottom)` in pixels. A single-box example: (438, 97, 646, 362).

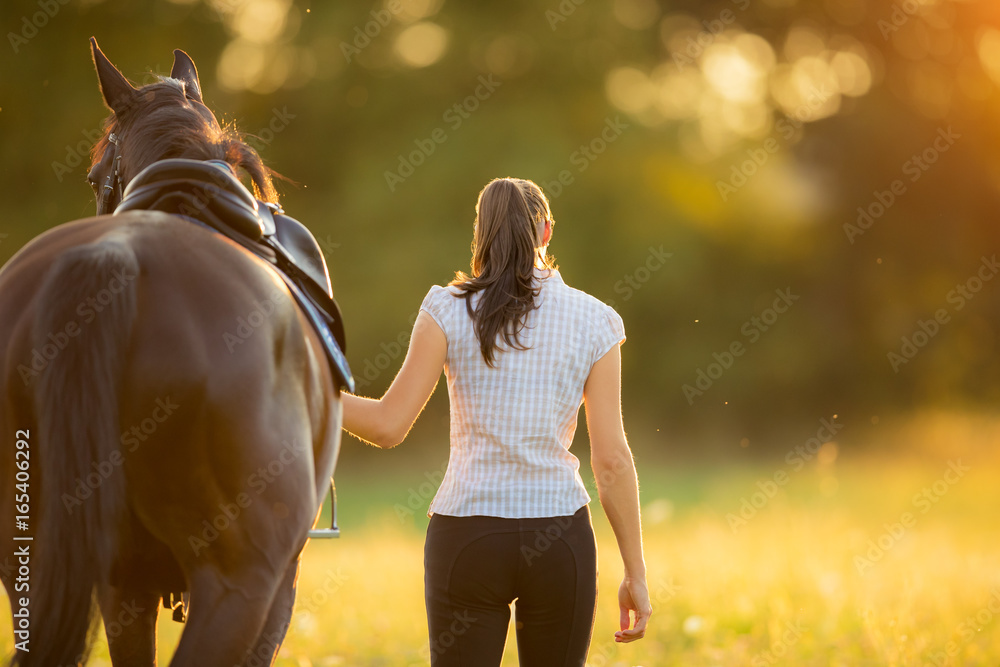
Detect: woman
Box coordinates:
(341, 177, 650, 665)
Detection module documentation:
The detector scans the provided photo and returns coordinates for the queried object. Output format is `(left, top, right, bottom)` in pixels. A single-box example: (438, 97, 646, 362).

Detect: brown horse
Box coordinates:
(0, 39, 341, 666)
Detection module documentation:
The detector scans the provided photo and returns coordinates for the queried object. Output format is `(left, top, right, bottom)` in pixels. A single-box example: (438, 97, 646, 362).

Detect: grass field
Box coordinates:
(2, 413, 999, 665)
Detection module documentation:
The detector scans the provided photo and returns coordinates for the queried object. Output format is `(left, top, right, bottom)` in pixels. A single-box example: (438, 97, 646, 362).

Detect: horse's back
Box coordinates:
(1, 211, 307, 430)
(0, 211, 334, 595)
(112, 213, 330, 558)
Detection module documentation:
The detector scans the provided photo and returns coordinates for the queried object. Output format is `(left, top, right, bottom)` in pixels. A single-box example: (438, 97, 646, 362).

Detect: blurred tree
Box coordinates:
(1, 0, 997, 458)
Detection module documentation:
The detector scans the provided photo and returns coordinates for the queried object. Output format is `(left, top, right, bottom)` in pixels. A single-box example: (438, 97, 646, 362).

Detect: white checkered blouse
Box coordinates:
(420, 267, 626, 519)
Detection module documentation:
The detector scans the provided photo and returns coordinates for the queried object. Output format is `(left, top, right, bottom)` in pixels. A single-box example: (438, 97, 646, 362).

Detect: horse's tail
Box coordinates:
(15, 238, 139, 667)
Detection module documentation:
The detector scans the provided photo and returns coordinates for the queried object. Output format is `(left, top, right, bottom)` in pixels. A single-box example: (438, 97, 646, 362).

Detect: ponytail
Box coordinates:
(451, 178, 556, 367)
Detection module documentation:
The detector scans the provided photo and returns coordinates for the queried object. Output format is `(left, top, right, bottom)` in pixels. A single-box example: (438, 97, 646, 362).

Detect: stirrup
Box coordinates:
(308, 479, 340, 539)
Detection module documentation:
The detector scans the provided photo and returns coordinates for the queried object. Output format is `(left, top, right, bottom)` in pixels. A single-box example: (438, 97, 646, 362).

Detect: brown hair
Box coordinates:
(450, 177, 557, 367)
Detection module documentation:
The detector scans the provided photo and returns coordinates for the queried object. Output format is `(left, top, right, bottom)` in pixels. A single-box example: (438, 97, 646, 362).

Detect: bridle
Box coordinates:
(94, 131, 125, 216)
(92, 83, 224, 216)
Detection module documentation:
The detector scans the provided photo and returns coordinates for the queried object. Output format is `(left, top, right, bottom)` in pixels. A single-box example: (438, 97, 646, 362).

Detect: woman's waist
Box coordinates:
(446, 432, 579, 458)
(430, 467, 592, 517)
(429, 504, 592, 532)
(442, 450, 583, 483)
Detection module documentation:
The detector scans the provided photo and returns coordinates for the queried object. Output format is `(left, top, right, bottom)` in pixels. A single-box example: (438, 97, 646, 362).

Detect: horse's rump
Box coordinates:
(0, 211, 339, 666)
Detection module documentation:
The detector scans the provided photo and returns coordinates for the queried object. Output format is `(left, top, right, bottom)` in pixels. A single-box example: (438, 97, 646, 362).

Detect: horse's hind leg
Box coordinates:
(240, 559, 300, 667)
(168, 566, 281, 667)
(100, 585, 160, 666)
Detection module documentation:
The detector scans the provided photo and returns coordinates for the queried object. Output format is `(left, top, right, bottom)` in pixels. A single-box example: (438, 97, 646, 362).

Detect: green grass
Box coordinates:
(3, 421, 999, 666)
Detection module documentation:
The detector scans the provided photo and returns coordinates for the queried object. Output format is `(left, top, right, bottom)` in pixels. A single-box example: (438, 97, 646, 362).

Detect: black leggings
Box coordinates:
(423, 505, 598, 666)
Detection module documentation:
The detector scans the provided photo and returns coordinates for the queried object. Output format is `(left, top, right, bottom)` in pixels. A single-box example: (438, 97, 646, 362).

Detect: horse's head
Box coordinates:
(87, 37, 278, 216)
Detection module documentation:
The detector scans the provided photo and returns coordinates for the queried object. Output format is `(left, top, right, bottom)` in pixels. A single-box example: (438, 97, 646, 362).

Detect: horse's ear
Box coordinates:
(170, 49, 203, 103)
(90, 37, 137, 115)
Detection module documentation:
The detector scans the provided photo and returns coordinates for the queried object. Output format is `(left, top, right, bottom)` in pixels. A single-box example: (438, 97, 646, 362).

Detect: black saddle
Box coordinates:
(115, 158, 354, 392)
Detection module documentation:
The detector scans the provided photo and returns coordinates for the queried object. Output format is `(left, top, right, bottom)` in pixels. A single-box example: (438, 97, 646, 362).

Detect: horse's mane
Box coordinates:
(88, 76, 280, 203)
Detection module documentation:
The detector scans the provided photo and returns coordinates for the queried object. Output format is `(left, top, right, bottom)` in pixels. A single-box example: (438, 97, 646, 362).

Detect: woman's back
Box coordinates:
(421, 268, 625, 518)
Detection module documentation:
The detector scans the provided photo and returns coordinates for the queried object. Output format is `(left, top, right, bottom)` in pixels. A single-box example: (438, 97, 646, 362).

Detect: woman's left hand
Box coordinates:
(614, 575, 651, 643)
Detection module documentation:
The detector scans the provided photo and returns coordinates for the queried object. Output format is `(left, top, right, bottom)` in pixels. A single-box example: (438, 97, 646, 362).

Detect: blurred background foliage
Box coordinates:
(2, 0, 999, 464)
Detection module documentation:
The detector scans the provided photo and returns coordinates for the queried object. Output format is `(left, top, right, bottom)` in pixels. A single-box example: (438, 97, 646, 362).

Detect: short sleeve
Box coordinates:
(591, 305, 626, 365)
(420, 285, 451, 338)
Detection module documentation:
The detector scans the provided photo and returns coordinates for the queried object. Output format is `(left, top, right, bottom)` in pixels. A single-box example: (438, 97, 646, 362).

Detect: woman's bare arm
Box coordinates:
(584, 343, 651, 642)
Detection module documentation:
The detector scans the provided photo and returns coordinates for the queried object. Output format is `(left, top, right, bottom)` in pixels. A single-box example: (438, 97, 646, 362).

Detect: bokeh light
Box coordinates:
(393, 21, 449, 68)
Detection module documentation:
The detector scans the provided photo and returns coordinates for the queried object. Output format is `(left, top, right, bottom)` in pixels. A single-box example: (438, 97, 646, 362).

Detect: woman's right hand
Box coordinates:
(614, 575, 651, 642)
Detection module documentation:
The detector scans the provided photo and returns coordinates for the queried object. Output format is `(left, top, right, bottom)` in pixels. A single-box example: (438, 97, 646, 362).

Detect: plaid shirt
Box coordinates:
(420, 268, 626, 519)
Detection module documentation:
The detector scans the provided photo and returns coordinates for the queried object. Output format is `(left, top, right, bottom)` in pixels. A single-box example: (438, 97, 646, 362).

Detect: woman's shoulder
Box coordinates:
(551, 271, 620, 320)
(421, 282, 466, 318)
(425, 283, 465, 301)
(550, 273, 626, 352)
